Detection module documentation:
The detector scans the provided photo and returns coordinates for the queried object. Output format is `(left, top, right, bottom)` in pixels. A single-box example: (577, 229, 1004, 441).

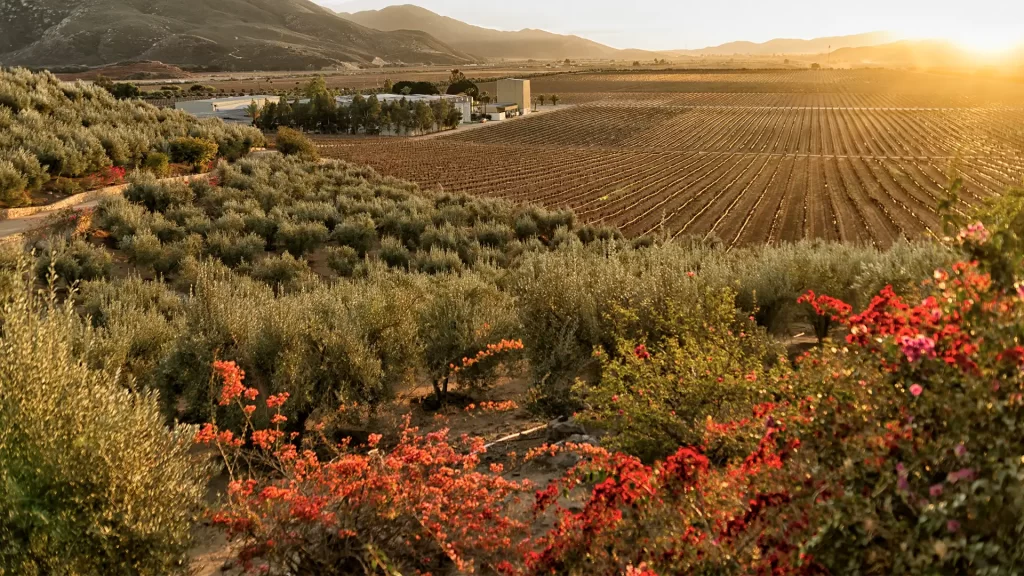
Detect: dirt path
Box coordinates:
(0, 173, 209, 241)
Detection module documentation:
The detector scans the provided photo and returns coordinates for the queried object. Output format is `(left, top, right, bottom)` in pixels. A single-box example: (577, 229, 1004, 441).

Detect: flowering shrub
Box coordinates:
(575, 286, 784, 462)
(204, 215, 1024, 575)
(201, 362, 534, 575)
(525, 407, 808, 575)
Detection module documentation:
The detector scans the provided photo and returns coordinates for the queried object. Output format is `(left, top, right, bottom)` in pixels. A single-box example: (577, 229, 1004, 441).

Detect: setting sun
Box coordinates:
(943, 30, 1022, 54)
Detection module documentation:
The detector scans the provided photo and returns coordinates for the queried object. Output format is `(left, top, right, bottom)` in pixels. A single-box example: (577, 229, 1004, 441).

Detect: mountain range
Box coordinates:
(0, 0, 476, 70)
(337, 4, 660, 61)
(0, 0, 1005, 72)
(668, 32, 897, 57)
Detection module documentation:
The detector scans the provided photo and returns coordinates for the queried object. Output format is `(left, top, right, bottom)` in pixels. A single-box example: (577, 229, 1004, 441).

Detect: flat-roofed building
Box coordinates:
(496, 79, 531, 115)
(481, 102, 520, 121)
(176, 96, 277, 119)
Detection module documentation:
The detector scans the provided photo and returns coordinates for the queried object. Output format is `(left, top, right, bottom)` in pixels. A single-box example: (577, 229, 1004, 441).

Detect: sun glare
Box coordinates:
(944, 30, 1021, 55)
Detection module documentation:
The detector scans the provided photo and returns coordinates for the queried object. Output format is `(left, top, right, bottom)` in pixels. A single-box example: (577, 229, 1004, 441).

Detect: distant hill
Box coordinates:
(670, 32, 897, 56)
(826, 40, 1019, 68)
(0, 0, 477, 71)
(338, 4, 660, 61)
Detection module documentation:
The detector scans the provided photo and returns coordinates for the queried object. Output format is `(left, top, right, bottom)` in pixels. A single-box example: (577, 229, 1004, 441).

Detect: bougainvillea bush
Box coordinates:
(206, 216, 1024, 575)
(199, 361, 535, 575)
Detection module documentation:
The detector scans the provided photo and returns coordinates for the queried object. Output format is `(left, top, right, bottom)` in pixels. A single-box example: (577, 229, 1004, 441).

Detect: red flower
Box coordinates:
(214, 361, 246, 406)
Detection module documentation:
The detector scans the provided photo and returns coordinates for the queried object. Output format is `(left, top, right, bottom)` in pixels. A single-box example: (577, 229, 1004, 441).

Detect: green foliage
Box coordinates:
(256, 91, 459, 135)
(0, 68, 262, 184)
(417, 274, 520, 399)
(414, 247, 464, 275)
(249, 252, 311, 290)
(379, 236, 411, 270)
(274, 127, 319, 160)
(508, 239, 951, 413)
(956, 185, 1024, 288)
(332, 214, 378, 256)
(0, 261, 208, 575)
(325, 245, 360, 277)
(446, 79, 479, 99)
(391, 81, 440, 96)
(34, 238, 113, 285)
(274, 220, 329, 256)
(142, 152, 170, 177)
(575, 284, 783, 462)
(169, 137, 218, 171)
(125, 174, 193, 212)
(0, 160, 28, 206)
(52, 154, 959, 431)
(51, 177, 83, 197)
(205, 231, 266, 266)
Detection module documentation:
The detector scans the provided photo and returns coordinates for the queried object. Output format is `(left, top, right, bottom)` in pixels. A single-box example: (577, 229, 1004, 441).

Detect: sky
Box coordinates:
(322, 0, 1024, 52)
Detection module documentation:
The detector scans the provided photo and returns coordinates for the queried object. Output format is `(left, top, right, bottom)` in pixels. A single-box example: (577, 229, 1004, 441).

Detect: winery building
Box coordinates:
(496, 79, 531, 115)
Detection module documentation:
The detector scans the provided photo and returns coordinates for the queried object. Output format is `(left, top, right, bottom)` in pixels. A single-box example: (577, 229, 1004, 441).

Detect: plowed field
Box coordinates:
(319, 69, 1024, 246)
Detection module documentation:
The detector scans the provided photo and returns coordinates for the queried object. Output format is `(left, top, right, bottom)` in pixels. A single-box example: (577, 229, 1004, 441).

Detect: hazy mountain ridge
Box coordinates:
(827, 39, 1024, 67)
(338, 4, 661, 61)
(670, 32, 897, 56)
(0, 0, 477, 70)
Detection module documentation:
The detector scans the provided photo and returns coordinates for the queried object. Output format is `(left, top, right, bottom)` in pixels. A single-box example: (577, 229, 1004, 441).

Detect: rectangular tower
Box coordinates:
(496, 79, 531, 115)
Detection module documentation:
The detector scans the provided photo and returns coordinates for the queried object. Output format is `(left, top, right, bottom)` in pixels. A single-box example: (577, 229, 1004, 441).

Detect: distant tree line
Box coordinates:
(251, 93, 462, 135)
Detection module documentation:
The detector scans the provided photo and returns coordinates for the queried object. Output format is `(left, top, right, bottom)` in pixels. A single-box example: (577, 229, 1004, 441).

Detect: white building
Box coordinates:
(496, 79, 531, 115)
(481, 103, 520, 121)
(176, 96, 277, 119)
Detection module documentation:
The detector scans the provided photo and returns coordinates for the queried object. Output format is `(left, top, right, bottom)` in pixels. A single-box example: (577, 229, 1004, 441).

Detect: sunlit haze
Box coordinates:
(323, 0, 1024, 52)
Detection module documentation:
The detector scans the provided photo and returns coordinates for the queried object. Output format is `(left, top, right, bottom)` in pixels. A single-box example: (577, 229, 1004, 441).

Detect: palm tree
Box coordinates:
(537, 94, 547, 107)
(550, 94, 560, 106)
(245, 100, 261, 126)
(479, 91, 491, 114)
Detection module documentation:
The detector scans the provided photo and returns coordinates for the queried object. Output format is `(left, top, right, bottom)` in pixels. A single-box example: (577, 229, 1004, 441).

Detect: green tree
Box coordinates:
(449, 69, 467, 85)
(245, 100, 261, 126)
(446, 79, 479, 99)
(537, 94, 546, 107)
(550, 94, 560, 106)
(415, 102, 435, 134)
(275, 127, 319, 160)
(348, 94, 366, 134)
(362, 95, 383, 135)
(304, 75, 329, 99)
(169, 137, 218, 172)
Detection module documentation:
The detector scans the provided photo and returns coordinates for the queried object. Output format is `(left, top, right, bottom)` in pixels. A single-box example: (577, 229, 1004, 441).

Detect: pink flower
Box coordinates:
(900, 334, 936, 363)
(957, 221, 990, 244)
(1016, 282, 1024, 300)
(909, 384, 923, 397)
(947, 520, 961, 533)
(929, 484, 944, 497)
(947, 468, 975, 484)
(954, 444, 968, 458)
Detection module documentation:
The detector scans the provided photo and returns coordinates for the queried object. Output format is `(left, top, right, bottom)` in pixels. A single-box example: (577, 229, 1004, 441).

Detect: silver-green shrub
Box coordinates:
(0, 262, 208, 575)
(0, 67, 263, 186)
